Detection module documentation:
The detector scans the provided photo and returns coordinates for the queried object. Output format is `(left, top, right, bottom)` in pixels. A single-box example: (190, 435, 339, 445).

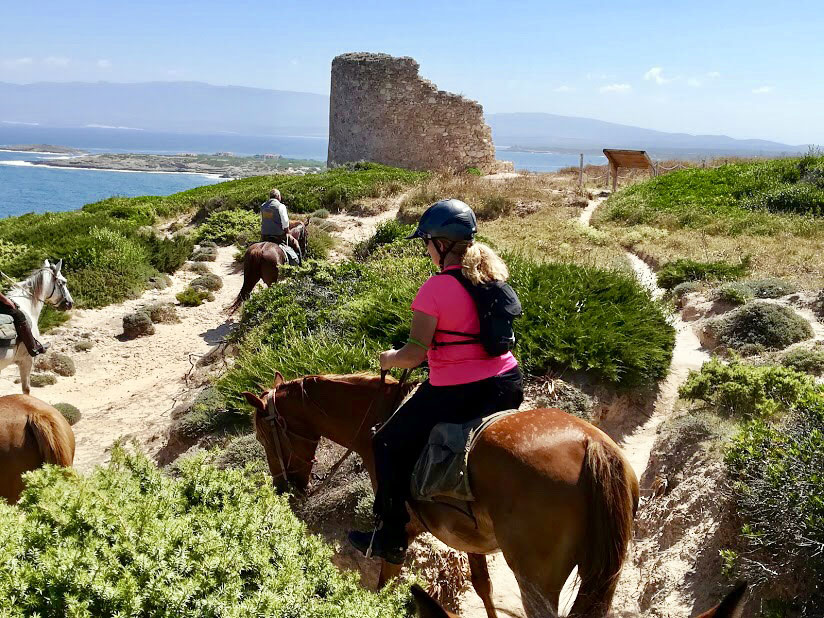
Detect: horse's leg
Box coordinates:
(18, 353, 32, 395)
(468, 553, 498, 618)
(377, 560, 403, 589)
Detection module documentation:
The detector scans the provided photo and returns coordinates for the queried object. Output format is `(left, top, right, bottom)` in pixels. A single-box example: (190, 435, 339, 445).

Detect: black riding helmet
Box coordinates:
(406, 198, 477, 242)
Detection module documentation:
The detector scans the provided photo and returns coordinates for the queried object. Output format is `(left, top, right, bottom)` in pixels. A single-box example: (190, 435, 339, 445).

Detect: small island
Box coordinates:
(0, 143, 86, 154)
(27, 151, 325, 177)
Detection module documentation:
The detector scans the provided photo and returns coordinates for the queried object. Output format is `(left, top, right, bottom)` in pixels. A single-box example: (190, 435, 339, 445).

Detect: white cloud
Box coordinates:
(707, 71, 721, 79)
(553, 85, 574, 92)
(687, 78, 702, 87)
(600, 83, 631, 94)
(2, 57, 34, 69)
(643, 67, 673, 85)
(752, 86, 773, 94)
(44, 56, 70, 67)
(97, 59, 112, 69)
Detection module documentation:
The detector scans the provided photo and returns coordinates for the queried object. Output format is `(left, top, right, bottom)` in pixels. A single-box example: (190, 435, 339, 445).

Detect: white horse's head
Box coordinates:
(41, 259, 73, 310)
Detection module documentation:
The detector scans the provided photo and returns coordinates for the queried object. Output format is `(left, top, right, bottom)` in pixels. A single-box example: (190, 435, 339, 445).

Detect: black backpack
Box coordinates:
(433, 270, 522, 357)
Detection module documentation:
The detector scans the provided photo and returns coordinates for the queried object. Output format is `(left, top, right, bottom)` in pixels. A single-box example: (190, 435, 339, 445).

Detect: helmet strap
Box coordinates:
(435, 240, 457, 270)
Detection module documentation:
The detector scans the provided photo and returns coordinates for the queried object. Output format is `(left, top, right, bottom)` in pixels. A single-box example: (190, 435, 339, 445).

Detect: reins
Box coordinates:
(263, 369, 410, 496)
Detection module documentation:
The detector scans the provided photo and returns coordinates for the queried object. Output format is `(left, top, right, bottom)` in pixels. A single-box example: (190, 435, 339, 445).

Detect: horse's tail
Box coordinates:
(228, 244, 259, 314)
(568, 437, 639, 618)
(26, 403, 75, 467)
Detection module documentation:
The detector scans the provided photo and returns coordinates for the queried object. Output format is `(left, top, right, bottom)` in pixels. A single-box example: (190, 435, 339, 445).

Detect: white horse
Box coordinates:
(0, 260, 74, 394)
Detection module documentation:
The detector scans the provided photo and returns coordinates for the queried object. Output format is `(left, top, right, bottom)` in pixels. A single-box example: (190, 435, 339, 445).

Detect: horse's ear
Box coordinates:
(43, 259, 51, 269)
(55, 259, 63, 272)
(242, 391, 265, 410)
(695, 582, 747, 618)
(273, 371, 284, 388)
(410, 585, 454, 618)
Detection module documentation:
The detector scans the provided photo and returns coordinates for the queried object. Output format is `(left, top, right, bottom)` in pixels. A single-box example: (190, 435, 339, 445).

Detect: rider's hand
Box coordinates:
(379, 350, 396, 371)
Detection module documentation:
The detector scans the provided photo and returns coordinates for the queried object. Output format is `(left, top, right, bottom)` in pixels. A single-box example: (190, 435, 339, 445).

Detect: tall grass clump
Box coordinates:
(0, 446, 412, 617)
(656, 257, 750, 289)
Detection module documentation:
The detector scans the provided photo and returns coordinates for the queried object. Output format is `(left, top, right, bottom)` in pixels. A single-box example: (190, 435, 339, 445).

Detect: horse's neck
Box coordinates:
(6, 277, 45, 324)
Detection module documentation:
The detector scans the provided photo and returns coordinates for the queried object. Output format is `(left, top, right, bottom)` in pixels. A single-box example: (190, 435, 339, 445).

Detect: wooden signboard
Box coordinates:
(603, 149, 654, 192)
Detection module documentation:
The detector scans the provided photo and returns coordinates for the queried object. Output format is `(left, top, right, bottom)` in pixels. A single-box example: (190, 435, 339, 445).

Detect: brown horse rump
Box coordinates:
(411, 408, 521, 503)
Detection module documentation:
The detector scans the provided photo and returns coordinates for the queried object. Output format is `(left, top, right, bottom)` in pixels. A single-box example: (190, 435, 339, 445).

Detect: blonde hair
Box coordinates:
(453, 241, 509, 285)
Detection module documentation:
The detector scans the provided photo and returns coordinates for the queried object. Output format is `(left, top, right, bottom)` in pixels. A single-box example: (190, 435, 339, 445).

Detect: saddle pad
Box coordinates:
(0, 314, 13, 325)
(410, 409, 520, 503)
(0, 321, 16, 342)
(280, 244, 300, 266)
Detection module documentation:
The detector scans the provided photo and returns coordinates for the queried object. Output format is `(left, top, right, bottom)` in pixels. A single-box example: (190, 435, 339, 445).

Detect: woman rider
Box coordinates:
(348, 198, 524, 564)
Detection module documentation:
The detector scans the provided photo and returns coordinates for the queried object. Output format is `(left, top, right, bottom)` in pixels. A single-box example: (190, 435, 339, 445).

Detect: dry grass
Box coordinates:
(610, 226, 824, 288)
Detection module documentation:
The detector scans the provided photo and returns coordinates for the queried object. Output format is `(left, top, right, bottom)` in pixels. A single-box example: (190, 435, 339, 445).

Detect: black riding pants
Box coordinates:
(372, 366, 524, 536)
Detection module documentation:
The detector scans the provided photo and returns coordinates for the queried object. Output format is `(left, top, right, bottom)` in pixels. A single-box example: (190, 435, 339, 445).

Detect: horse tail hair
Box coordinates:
(568, 437, 638, 618)
(228, 245, 259, 314)
(26, 404, 75, 467)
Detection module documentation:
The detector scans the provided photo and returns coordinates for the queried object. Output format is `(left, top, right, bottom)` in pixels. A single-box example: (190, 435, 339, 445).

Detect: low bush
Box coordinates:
(780, 345, 824, 376)
(142, 233, 194, 274)
(186, 262, 212, 275)
(177, 287, 214, 307)
(715, 282, 754, 306)
(656, 257, 750, 289)
(707, 301, 813, 351)
(215, 433, 267, 471)
(122, 311, 155, 339)
(191, 273, 223, 292)
(191, 245, 218, 262)
(172, 388, 248, 441)
(34, 351, 75, 377)
(671, 280, 705, 301)
(724, 390, 824, 612)
(746, 277, 799, 298)
(145, 302, 180, 324)
(311, 208, 330, 219)
(679, 357, 814, 418)
(198, 209, 259, 246)
(0, 447, 412, 617)
(74, 340, 93, 352)
(813, 290, 824, 318)
(30, 373, 56, 387)
(306, 228, 335, 260)
(353, 220, 415, 261)
(52, 402, 81, 425)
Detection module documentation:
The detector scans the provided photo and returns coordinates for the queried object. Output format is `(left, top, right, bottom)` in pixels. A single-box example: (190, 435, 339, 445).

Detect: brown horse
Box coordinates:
(243, 372, 640, 618)
(410, 582, 748, 618)
(0, 394, 75, 504)
(228, 222, 309, 313)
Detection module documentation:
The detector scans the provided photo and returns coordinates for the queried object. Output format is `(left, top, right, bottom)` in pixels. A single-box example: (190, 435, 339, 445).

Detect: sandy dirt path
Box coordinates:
(0, 246, 241, 473)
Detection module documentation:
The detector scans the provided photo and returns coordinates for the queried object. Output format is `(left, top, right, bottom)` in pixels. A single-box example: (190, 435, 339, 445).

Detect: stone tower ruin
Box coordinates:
(327, 52, 500, 172)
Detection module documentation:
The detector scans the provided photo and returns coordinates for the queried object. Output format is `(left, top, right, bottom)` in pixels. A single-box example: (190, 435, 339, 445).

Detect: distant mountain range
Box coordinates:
(0, 81, 329, 136)
(487, 113, 805, 156)
(0, 81, 805, 156)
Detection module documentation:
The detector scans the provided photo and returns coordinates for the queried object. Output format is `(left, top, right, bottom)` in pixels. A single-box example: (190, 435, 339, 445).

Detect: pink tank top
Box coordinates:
(411, 266, 518, 386)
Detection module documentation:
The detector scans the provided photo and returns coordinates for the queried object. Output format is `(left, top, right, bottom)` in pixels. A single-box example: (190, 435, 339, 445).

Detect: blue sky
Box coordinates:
(1, 0, 821, 144)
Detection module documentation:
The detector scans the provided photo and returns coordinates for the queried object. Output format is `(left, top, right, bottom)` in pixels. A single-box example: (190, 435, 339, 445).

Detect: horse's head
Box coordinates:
(41, 260, 73, 310)
(243, 372, 321, 494)
(243, 371, 415, 493)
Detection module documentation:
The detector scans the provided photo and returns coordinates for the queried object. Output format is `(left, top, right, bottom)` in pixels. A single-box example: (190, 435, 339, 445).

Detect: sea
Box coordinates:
(0, 125, 606, 218)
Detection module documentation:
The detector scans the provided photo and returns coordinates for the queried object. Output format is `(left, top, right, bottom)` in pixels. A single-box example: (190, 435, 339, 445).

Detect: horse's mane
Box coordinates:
(287, 372, 398, 387)
(7, 267, 49, 299)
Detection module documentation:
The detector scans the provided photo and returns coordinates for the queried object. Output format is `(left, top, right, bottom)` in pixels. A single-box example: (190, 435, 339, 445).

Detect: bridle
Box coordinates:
(262, 369, 410, 495)
(3, 267, 71, 307)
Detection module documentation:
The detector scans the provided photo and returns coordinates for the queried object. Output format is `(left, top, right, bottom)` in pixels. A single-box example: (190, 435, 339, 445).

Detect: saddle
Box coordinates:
(0, 314, 17, 347)
(279, 244, 301, 266)
(410, 409, 520, 503)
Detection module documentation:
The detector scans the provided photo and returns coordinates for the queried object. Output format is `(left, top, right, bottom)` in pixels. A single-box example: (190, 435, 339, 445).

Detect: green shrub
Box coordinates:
(724, 392, 824, 612)
(311, 208, 330, 219)
(186, 262, 212, 275)
(708, 301, 813, 351)
(465, 167, 483, 176)
(509, 256, 675, 387)
(198, 209, 259, 246)
(306, 228, 335, 260)
(30, 373, 56, 387)
(173, 388, 248, 441)
(679, 357, 815, 418)
(656, 257, 750, 289)
(191, 273, 223, 292)
(781, 345, 824, 376)
(34, 352, 75, 377)
(142, 233, 195, 273)
(191, 245, 218, 262)
(74, 340, 93, 352)
(353, 220, 415, 261)
(672, 280, 705, 300)
(715, 282, 754, 305)
(145, 302, 180, 324)
(52, 402, 81, 425)
(215, 433, 267, 471)
(477, 195, 515, 220)
(0, 447, 412, 617)
(176, 287, 214, 307)
(746, 277, 799, 298)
